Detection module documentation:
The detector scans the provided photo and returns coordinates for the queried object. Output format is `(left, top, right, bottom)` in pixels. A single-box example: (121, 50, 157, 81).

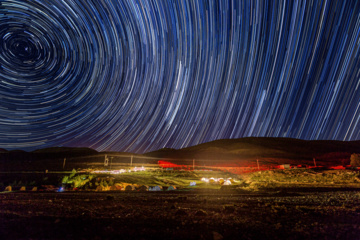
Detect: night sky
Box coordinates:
(0, 0, 360, 153)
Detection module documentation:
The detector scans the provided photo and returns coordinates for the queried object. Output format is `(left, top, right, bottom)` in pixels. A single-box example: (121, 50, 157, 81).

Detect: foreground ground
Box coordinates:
(1, 188, 360, 240)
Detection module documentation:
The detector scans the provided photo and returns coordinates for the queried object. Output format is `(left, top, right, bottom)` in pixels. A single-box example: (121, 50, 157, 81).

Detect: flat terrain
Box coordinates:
(1, 188, 360, 240)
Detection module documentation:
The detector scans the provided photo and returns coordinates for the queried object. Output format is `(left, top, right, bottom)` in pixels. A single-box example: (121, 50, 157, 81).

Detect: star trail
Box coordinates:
(0, 0, 360, 153)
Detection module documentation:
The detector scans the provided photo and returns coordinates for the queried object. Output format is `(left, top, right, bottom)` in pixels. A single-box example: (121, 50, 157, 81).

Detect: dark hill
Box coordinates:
(0, 147, 98, 162)
(0, 147, 99, 171)
(32, 147, 98, 161)
(1, 138, 360, 170)
(145, 137, 360, 164)
(0, 148, 8, 153)
(32, 147, 97, 155)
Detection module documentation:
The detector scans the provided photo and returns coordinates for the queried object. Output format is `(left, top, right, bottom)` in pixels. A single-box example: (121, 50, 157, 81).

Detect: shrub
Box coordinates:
(62, 173, 94, 189)
(69, 169, 77, 178)
(100, 180, 108, 188)
(62, 176, 69, 184)
(350, 153, 360, 167)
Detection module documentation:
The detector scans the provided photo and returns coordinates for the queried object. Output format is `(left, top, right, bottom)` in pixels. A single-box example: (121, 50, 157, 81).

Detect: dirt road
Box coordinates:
(1, 188, 360, 239)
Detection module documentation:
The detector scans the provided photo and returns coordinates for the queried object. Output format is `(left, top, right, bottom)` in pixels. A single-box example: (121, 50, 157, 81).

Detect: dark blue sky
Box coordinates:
(0, 0, 360, 153)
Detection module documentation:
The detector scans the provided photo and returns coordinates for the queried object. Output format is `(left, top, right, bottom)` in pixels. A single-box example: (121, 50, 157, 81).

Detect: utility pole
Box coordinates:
(63, 158, 66, 169)
(193, 159, 195, 171)
(104, 154, 109, 167)
(130, 155, 133, 166)
(313, 158, 317, 167)
(257, 159, 260, 170)
(110, 157, 113, 170)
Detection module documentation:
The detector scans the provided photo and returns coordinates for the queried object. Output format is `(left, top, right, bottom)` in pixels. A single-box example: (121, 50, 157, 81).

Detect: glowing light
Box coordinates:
(201, 177, 232, 185)
(133, 166, 145, 172)
(92, 169, 127, 174)
(201, 177, 209, 183)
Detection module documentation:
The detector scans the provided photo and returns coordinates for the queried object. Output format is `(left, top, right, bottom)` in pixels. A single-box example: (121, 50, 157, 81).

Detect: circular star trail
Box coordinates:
(0, 0, 360, 153)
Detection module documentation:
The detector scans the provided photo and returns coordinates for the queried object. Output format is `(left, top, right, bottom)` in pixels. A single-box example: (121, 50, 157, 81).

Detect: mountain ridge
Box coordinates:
(144, 137, 360, 162)
(1, 138, 359, 167)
